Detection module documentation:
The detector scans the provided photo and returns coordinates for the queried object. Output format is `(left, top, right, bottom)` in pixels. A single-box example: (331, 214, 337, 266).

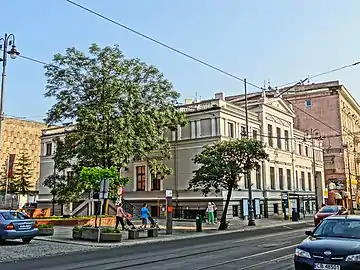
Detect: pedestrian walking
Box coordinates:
(115, 203, 126, 230)
(206, 202, 215, 224)
(139, 203, 150, 228)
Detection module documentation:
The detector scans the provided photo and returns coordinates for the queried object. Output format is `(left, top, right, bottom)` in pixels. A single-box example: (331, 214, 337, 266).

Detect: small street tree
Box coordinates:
(189, 139, 268, 230)
(12, 151, 34, 196)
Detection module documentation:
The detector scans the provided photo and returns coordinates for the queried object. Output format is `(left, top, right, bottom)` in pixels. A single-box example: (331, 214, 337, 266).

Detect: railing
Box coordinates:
(122, 199, 140, 218)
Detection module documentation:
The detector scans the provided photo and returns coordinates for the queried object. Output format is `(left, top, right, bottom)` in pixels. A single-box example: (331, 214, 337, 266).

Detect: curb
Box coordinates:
(35, 220, 313, 247)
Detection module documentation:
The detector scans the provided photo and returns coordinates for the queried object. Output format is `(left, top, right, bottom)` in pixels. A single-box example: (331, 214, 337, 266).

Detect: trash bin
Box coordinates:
(292, 208, 299, 222)
(196, 214, 202, 232)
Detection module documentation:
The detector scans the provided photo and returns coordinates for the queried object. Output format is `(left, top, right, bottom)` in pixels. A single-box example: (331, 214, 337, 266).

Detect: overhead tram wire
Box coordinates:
(11, 49, 349, 137)
(13, 50, 346, 138)
(62, 0, 360, 137)
(275, 61, 360, 97)
(276, 61, 360, 89)
(63, 0, 264, 90)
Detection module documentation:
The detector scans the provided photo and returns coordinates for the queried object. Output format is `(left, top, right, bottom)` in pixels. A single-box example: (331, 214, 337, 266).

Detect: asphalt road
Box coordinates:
(1, 226, 310, 270)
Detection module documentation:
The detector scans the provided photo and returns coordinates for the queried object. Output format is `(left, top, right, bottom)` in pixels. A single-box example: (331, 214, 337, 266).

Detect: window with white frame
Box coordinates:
(136, 166, 146, 191)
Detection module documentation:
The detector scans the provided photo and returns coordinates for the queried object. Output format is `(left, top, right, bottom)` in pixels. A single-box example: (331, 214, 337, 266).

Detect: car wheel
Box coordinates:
(22, 238, 33, 243)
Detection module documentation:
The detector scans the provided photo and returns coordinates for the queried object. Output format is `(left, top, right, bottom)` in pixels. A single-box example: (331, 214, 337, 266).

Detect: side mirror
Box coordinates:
(305, 230, 312, 236)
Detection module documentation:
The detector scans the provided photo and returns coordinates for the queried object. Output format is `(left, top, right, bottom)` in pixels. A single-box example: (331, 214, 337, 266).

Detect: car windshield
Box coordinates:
(319, 206, 339, 213)
(313, 219, 360, 239)
(0, 211, 30, 220)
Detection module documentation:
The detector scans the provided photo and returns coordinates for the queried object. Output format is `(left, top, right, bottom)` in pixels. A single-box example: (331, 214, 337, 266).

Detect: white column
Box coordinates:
(196, 120, 201, 138)
(177, 125, 181, 140)
(191, 121, 196, 138)
(132, 165, 137, 192)
(147, 166, 152, 191)
(211, 118, 216, 136)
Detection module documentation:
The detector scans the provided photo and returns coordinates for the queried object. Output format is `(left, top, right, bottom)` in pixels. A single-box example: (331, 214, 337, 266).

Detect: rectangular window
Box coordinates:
(298, 144, 302, 155)
(46, 142, 52, 156)
(256, 166, 261, 189)
(279, 168, 284, 190)
(284, 130, 289, 151)
(305, 146, 309, 157)
(305, 99, 311, 108)
(301, 171, 305, 190)
(287, 169, 291, 190)
(136, 166, 146, 191)
(276, 127, 281, 149)
(232, 205, 239, 217)
(228, 122, 234, 138)
(308, 172, 312, 191)
(270, 167, 275, 190)
(241, 126, 246, 138)
(268, 124, 273, 147)
(252, 129, 258, 140)
(152, 173, 161, 191)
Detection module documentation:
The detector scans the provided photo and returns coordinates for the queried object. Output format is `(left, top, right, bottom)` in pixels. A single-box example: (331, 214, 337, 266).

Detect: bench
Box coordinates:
(128, 228, 159, 239)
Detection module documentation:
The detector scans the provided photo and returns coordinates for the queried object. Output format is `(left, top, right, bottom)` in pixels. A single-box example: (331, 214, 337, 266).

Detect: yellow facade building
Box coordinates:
(0, 117, 48, 191)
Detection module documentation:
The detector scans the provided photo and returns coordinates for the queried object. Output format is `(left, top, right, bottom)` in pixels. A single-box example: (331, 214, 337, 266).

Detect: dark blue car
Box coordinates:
(0, 210, 39, 243)
(294, 215, 360, 270)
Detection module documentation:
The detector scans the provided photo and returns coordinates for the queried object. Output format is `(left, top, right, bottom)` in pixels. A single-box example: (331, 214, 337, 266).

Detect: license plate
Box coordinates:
(19, 224, 31, 229)
(314, 263, 340, 270)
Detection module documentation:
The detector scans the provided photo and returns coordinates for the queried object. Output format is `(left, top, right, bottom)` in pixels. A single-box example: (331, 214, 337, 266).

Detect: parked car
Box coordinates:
(294, 215, 360, 270)
(0, 210, 39, 243)
(314, 205, 347, 226)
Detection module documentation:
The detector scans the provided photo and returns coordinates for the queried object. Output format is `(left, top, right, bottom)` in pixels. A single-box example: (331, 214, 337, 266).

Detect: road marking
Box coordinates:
(236, 254, 293, 269)
(196, 244, 298, 270)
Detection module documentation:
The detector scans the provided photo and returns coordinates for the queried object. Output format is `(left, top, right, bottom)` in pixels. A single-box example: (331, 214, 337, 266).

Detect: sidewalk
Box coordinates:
(35, 217, 314, 247)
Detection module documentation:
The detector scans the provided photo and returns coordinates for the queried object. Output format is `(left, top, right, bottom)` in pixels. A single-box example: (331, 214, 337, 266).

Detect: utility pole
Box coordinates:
(245, 78, 256, 226)
(344, 144, 354, 213)
(311, 137, 319, 211)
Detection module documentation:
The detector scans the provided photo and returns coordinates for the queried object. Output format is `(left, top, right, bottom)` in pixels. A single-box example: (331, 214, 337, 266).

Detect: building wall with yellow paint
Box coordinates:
(0, 117, 48, 191)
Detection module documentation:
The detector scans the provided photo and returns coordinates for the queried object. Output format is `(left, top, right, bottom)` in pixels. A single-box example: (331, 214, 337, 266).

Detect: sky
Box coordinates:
(1, 0, 360, 123)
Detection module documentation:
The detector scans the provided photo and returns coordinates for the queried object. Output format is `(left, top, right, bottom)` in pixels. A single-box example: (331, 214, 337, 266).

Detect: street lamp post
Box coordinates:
(305, 129, 320, 211)
(0, 33, 20, 148)
(343, 144, 354, 213)
(244, 78, 256, 226)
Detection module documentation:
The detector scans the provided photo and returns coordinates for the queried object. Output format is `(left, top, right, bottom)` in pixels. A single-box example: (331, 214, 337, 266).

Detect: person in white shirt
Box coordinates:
(206, 202, 215, 224)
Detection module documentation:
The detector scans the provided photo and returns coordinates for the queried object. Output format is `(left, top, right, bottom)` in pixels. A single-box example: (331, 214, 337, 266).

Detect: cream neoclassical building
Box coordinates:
(37, 92, 324, 220)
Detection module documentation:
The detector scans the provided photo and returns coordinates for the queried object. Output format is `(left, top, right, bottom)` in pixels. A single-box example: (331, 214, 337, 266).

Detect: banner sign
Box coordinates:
(7, 154, 15, 178)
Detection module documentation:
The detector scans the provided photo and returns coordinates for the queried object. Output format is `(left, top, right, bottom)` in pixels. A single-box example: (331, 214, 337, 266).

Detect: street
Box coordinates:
(1, 226, 310, 270)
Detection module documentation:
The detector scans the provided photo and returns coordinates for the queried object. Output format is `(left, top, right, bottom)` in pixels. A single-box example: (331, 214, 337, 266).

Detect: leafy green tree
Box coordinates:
(44, 44, 187, 176)
(189, 139, 268, 230)
(12, 151, 34, 196)
(44, 137, 82, 206)
(79, 166, 129, 200)
(43, 174, 82, 205)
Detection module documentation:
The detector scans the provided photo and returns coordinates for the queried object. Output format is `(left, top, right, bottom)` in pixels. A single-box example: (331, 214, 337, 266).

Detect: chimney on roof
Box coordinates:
(215, 92, 224, 100)
(184, 98, 193, 104)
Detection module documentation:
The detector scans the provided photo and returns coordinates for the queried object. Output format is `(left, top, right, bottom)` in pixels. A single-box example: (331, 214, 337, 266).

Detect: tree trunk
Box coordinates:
(219, 185, 234, 230)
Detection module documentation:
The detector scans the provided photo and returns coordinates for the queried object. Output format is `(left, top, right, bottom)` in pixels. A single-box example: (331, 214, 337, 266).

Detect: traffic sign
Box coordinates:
(99, 179, 110, 199)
